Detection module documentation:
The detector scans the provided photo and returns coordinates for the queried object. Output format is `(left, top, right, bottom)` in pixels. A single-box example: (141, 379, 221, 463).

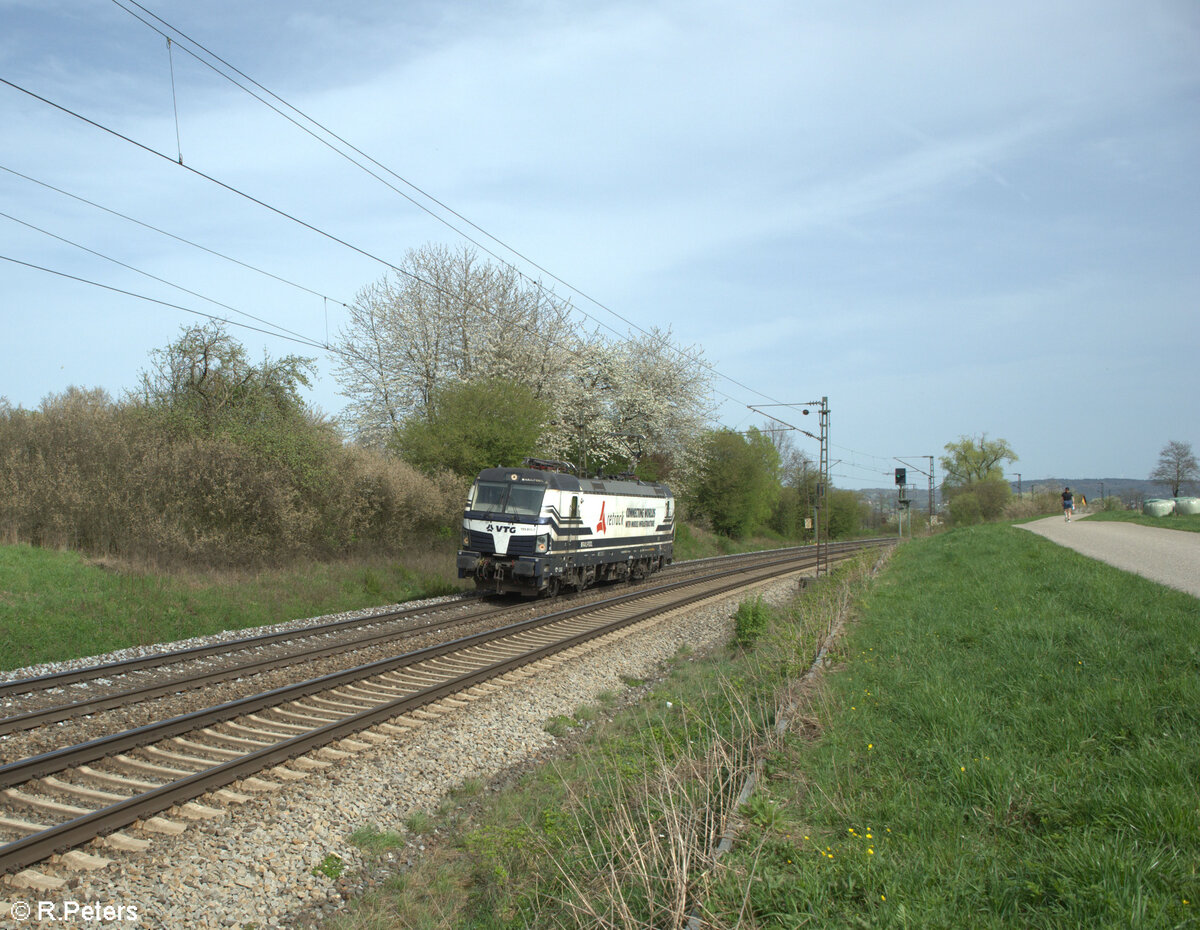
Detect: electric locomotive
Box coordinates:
(456, 459, 674, 596)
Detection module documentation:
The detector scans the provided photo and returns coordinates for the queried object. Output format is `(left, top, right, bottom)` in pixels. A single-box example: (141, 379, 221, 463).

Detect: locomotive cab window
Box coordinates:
(570, 496, 580, 519)
(471, 480, 545, 516)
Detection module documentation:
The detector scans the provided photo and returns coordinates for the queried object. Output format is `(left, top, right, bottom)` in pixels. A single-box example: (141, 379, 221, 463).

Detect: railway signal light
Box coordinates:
(895, 467, 906, 486)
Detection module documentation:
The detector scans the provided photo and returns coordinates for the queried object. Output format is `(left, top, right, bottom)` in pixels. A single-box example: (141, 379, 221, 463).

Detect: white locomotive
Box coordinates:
(457, 460, 675, 596)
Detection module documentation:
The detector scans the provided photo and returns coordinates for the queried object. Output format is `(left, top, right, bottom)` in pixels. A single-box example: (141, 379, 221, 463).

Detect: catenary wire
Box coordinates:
(3, 60, 894, 466)
(0, 253, 327, 351)
(106, 0, 791, 410)
(0, 163, 346, 307)
(0, 75, 757, 416)
(1, 210, 318, 346)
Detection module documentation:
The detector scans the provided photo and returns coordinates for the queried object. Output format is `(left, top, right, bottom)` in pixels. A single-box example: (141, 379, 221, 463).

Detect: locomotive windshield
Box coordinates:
(472, 480, 545, 517)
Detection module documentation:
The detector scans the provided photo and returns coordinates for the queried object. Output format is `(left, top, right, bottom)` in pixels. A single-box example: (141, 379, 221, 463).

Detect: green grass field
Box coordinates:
(712, 524, 1199, 927)
(1086, 510, 1200, 533)
(327, 524, 1199, 929)
(0, 544, 463, 673)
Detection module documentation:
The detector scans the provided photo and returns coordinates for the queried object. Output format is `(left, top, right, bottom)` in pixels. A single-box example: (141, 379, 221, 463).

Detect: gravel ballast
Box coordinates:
(2, 576, 806, 930)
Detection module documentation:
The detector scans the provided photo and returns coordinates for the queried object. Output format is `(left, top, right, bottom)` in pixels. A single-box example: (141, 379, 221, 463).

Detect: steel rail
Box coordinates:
(0, 539, 890, 734)
(0, 595, 488, 700)
(0, 537, 892, 705)
(0, 536, 881, 701)
(0, 602, 513, 736)
(0, 543, 880, 876)
(0, 544, 854, 784)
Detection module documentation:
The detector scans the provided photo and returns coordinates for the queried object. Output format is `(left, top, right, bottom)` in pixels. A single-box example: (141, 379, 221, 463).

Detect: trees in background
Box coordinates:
(133, 321, 316, 440)
(940, 434, 1017, 524)
(691, 429, 780, 538)
(333, 244, 579, 449)
(826, 488, 870, 539)
(689, 425, 868, 541)
(391, 379, 549, 478)
(766, 433, 818, 538)
(333, 244, 713, 484)
(1150, 440, 1198, 497)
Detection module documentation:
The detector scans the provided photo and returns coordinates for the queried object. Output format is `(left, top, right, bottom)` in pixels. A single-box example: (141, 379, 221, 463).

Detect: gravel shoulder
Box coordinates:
(1018, 514, 1200, 598)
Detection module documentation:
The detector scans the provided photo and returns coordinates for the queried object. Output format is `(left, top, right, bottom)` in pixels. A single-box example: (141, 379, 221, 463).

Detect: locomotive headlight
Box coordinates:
(535, 533, 550, 553)
(462, 530, 471, 548)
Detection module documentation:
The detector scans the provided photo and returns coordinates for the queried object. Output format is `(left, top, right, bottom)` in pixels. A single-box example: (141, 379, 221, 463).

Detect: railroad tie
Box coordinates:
(173, 801, 225, 820)
(100, 832, 151, 852)
(77, 765, 160, 792)
(169, 736, 244, 760)
(373, 721, 416, 734)
(142, 745, 222, 768)
(113, 754, 195, 779)
(51, 849, 113, 871)
(245, 713, 310, 733)
(0, 813, 53, 834)
(268, 766, 309, 782)
(4, 868, 67, 891)
(289, 757, 332, 771)
(136, 816, 186, 836)
(40, 776, 129, 805)
(234, 777, 279, 793)
(222, 720, 294, 741)
(3, 788, 92, 818)
(201, 725, 274, 748)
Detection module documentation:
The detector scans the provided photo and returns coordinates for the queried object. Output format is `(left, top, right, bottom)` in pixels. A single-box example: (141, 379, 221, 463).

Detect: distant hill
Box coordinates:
(856, 477, 1190, 509)
(1015, 478, 1186, 503)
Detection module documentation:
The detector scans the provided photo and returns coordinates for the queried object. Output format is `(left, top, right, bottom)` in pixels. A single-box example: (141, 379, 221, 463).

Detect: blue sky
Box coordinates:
(2, 0, 1197, 489)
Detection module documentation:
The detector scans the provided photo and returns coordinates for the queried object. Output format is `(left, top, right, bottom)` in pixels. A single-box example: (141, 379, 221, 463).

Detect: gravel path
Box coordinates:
(1019, 515, 1200, 598)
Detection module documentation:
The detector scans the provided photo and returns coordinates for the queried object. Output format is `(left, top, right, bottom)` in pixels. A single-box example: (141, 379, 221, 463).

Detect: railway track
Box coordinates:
(0, 540, 885, 883)
(0, 542, 869, 739)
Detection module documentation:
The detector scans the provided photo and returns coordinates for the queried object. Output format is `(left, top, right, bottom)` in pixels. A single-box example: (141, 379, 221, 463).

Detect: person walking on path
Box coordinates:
(1062, 487, 1075, 521)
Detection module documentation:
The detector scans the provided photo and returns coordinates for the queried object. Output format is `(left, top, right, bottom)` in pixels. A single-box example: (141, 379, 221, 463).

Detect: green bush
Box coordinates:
(947, 491, 982, 526)
(733, 595, 771, 647)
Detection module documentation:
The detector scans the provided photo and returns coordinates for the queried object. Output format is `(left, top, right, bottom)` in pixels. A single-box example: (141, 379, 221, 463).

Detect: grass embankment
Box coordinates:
(329, 525, 1198, 929)
(0, 524, 812, 674)
(673, 522, 808, 560)
(0, 545, 464, 673)
(1086, 510, 1200, 533)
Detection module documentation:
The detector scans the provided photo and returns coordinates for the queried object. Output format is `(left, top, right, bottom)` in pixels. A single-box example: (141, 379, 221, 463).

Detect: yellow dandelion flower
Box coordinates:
(868, 848, 874, 855)
(881, 895, 886, 902)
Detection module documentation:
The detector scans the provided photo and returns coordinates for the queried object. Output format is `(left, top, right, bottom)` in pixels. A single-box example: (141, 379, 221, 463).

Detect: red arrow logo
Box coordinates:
(596, 501, 607, 534)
